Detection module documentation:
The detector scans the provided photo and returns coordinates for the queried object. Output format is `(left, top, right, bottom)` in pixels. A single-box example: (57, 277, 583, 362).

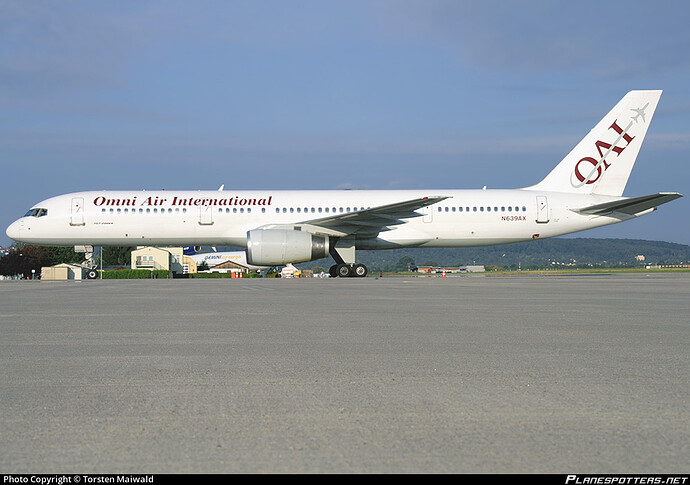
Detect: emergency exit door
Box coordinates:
(422, 206, 433, 223)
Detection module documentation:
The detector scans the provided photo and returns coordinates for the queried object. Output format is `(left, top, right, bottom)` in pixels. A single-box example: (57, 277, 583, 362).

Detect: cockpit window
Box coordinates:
(24, 208, 48, 217)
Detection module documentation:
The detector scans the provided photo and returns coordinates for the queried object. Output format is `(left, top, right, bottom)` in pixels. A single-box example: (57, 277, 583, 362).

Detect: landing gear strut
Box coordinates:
(328, 238, 368, 278)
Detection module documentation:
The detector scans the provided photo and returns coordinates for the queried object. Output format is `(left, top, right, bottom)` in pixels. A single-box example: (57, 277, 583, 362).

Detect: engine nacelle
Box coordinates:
(246, 229, 329, 265)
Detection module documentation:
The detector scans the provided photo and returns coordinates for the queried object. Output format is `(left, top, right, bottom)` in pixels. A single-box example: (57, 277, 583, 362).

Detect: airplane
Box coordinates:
(182, 246, 269, 271)
(631, 102, 649, 123)
(5, 90, 682, 278)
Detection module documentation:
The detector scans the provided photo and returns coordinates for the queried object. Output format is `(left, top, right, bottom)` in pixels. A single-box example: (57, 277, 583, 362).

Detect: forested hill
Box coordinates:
(288, 238, 690, 271)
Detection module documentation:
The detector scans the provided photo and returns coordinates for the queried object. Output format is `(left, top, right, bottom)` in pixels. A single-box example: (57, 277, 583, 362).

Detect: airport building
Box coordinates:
(197, 259, 251, 273)
(130, 247, 251, 275)
(131, 246, 192, 273)
(41, 263, 86, 280)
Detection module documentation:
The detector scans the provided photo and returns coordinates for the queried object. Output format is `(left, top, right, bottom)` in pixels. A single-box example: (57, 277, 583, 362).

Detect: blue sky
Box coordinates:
(2, 0, 689, 246)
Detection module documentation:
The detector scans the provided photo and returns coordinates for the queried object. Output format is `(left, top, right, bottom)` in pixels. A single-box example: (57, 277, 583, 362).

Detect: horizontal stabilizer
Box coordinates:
(573, 192, 682, 216)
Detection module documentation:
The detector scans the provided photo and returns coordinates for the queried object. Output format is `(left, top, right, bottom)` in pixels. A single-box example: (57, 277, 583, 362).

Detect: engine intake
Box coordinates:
(246, 229, 329, 265)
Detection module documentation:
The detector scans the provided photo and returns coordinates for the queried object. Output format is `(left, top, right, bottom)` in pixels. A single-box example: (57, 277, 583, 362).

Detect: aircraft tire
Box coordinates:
(86, 269, 99, 279)
(329, 265, 338, 278)
(353, 264, 368, 278)
(336, 264, 352, 278)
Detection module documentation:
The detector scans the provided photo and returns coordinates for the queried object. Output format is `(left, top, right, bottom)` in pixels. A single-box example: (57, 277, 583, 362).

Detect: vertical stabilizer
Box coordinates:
(527, 90, 661, 196)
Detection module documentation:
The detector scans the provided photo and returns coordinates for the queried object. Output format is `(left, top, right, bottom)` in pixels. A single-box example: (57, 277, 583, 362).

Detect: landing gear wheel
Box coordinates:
(336, 264, 352, 278)
(86, 269, 99, 279)
(329, 265, 338, 278)
(353, 263, 368, 278)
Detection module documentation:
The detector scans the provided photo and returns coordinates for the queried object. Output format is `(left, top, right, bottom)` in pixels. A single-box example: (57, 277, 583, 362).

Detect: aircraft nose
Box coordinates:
(6, 220, 22, 241)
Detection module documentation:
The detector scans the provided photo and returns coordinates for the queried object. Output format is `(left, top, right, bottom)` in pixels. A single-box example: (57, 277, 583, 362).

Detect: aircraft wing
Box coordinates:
(573, 192, 682, 216)
(295, 195, 449, 237)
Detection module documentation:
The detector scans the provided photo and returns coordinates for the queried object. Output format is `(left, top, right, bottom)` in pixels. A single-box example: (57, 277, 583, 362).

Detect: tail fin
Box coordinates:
(527, 90, 662, 196)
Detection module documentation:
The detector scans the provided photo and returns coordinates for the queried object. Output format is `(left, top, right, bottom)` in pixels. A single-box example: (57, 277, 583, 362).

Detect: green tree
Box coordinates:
(396, 255, 416, 271)
(101, 247, 133, 266)
(0, 246, 52, 277)
(47, 246, 84, 264)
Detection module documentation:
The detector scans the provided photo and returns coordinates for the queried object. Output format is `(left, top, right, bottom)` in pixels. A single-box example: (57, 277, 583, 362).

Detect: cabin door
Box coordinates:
(536, 196, 549, 223)
(70, 197, 85, 226)
(199, 204, 214, 225)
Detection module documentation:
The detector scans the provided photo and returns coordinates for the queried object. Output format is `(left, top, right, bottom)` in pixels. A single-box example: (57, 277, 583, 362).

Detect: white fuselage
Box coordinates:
(6, 189, 634, 249)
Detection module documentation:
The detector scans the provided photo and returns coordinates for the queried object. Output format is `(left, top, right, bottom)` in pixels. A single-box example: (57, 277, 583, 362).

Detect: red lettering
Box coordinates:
(574, 157, 602, 184)
(572, 119, 636, 186)
(609, 119, 635, 145)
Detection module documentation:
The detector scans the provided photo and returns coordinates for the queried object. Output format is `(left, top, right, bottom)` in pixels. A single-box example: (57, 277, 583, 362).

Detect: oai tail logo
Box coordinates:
(570, 107, 645, 188)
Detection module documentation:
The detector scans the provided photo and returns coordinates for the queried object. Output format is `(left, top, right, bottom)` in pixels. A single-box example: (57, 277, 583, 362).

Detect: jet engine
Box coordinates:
(246, 229, 329, 265)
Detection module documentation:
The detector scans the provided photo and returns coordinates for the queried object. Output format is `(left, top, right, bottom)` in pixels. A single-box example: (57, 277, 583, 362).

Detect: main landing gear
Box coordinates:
(328, 263, 368, 278)
(328, 238, 368, 278)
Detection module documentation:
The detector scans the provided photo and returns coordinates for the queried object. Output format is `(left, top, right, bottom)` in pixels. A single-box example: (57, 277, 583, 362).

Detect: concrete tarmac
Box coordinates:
(0, 273, 688, 473)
